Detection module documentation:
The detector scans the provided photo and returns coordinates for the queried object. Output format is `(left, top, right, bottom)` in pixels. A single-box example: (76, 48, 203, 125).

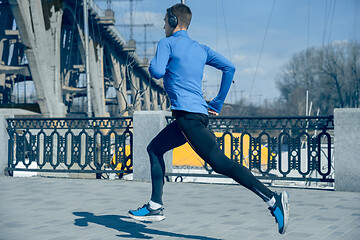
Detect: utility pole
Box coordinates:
(124, 0, 142, 40)
(129, 0, 134, 39)
(116, 21, 154, 60)
(83, 0, 92, 117)
(100, 0, 155, 60)
(181, 0, 186, 4)
(143, 24, 150, 59)
(136, 41, 158, 57)
(240, 90, 244, 101)
(98, 0, 142, 40)
(116, 23, 154, 59)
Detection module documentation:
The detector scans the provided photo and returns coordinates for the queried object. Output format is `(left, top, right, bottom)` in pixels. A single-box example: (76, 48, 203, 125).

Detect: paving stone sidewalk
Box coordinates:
(0, 176, 359, 240)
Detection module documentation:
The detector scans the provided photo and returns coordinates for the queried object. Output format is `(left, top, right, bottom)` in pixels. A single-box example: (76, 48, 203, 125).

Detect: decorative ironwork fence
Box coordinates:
(6, 117, 133, 178)
(166, 116, 334, 184)
(6, 115, 334, 184)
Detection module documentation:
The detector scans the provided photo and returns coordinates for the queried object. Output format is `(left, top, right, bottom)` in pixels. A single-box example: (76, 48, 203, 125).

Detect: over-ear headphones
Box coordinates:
(167, 7, 178, 28)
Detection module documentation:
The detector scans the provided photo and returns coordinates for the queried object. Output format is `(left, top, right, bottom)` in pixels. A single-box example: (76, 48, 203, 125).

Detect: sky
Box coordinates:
(94, 0, 359, 105)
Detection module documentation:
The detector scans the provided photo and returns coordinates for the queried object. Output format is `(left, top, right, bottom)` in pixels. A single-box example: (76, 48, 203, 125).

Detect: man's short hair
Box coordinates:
(170, 4, 192, 29)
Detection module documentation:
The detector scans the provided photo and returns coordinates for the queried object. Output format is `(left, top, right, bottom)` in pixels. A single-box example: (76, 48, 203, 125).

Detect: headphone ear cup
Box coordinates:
(167, 8, 178, 28)
(168, 16, 178, 28)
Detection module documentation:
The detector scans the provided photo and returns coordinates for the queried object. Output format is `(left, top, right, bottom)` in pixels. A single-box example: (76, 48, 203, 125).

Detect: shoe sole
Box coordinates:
(281, 191, 290, 234)
(128, 213, 165, 222)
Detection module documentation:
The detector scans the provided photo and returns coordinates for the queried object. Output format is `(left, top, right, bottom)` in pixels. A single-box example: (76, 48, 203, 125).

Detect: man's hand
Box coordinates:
(208, 108, 219, 116)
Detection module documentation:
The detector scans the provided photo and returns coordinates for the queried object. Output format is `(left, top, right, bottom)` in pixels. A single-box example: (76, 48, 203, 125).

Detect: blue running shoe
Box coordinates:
(268, 191, 289, 234)
(128, 203, 165, 222)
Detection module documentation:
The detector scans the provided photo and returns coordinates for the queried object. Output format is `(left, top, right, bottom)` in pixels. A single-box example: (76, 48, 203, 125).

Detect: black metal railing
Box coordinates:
(166, 116, 334, 184)
(6, 115, 334, 184)
(6, 117, 133, 178)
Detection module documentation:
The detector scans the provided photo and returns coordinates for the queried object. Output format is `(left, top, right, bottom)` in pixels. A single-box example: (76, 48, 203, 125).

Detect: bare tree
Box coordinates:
(276, 41, 360, 115)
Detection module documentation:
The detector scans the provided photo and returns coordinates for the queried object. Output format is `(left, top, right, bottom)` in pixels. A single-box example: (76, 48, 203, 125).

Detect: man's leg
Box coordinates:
(128, 120, 187, 222)
(175, 112, 273, 201)
(147, 120, 187, 205)
(175, 112, 289, 234)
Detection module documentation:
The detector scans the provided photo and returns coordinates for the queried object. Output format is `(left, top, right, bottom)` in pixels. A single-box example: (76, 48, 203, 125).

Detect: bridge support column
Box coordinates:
(130, 72, 141, 111)
(88, 39, 108, 117)
(110, 55, 127, 116)
(334, 108, 360, 192)
(141, 80, 151, 110)
(151, 89, 158, 110)
(0, 74, 5, 88)
(0, 39, 5, 65)
(9, 0, 66, 117)
(120, 64, 128, 115)
(133, 111, 172, 181)
(160, 94, 167, 110)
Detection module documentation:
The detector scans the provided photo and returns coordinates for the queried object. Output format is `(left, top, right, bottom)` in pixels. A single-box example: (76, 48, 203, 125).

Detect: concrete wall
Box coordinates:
(0, 109, 40, 176)
(334, 108, 360, 192)
(133, 111, 172, 181)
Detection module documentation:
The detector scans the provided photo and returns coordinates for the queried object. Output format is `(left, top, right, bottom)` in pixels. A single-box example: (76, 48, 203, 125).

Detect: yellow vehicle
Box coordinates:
(111, 145, 132, 176)
(111, 132, 271, 177)
(173, 132, 270, 169)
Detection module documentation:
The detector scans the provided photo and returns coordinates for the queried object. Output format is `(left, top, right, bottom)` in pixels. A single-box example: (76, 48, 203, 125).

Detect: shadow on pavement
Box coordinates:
(73, 212, 223, 240)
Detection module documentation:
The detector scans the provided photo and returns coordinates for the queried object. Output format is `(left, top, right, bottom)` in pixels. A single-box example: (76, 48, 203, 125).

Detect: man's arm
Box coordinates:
(149, 39, 171, 79)
(204, 46, 236, 114)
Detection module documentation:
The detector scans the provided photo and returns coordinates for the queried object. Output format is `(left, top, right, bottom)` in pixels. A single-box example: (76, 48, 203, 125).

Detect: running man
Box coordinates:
(128, 3, 290, 234)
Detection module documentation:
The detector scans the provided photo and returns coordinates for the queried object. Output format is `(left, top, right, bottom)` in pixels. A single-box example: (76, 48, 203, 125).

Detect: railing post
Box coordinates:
(0, 115, 8, 176)
(334, 108, 360, 192)
(133, 111, 172, 181)
(0, 109, 40, 176)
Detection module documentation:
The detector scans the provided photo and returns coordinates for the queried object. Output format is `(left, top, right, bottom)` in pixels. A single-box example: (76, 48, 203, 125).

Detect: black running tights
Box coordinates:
(147, 110, 273, 205)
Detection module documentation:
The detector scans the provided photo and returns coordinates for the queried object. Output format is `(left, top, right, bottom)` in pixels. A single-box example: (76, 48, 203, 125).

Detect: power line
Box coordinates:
(307, 0, 311, 49)
(322, 0, 336, 46)
(220, 0, 237, 103)
(221, 0, 232, 62)
(353, 0, 359, 41)
(249, 0, 276, 97)
(327, 0, 336, 45)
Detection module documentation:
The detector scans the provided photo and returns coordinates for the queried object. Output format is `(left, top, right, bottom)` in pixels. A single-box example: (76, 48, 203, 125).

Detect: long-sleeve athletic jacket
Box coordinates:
(149, 30, 235, 115)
